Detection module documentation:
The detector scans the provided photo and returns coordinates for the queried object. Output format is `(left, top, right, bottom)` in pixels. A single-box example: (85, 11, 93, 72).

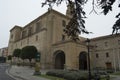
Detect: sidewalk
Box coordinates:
(110, 75, 120, 80)
(6, 65, 120, 80)
(7, 65, 50, 80)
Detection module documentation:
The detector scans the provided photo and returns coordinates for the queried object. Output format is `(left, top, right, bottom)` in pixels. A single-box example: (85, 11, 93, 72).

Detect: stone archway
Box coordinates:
(54, 50, 65, 69)
(79, 52, 87, 70)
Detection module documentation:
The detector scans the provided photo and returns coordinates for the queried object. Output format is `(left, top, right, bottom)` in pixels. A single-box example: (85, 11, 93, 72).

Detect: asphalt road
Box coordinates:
(0, 63, 15, 80)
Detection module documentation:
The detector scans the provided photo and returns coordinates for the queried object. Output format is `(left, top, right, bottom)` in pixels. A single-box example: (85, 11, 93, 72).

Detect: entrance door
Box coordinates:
(54, 51, 65, 69)
(106, 62, 112, 69)
(79, 52, 87, 70)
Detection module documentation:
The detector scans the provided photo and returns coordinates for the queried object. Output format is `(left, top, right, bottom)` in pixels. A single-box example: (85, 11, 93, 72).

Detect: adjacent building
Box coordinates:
(90, 34, 120, 71)
(0, 47, 8, 62)
(0, 47, 8, 57)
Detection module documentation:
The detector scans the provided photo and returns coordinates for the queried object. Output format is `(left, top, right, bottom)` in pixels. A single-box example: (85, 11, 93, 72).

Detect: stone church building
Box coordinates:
(8, 7, 120, 71)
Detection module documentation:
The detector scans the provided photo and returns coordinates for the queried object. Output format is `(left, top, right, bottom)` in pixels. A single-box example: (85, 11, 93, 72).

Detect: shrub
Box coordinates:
(63, 72, 79, 80)
(46, 70, 88, 80)
(46, 70, 68, 78)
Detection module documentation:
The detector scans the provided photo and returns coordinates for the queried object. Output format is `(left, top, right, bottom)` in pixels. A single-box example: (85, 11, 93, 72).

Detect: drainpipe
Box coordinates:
(118, 48, 120, 70)
(113, 49, 116, 72)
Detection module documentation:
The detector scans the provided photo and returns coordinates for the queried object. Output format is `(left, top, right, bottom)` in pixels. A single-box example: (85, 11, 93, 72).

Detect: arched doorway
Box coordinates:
(54, 50, 65, 69)
(79, 52, 87, 70)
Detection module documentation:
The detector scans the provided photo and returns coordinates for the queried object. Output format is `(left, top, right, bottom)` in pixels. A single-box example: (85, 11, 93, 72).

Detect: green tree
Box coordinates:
(21, 46, 38, 63)
(42, 0, 120, 40)
(20, 49, 27, 60)
(8, 55, 12, 64)
(8, 55, 12, 60)
(13, 49, 21, 58)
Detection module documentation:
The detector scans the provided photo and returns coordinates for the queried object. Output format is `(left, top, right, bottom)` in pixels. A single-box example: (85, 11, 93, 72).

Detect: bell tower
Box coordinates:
(8, 25, 22, 55)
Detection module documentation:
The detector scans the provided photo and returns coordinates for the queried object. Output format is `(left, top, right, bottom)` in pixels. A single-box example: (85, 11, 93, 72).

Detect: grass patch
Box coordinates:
(39, 74, 65, 80)
(101, 78, 106, 80)
(100, 77, 111, 80)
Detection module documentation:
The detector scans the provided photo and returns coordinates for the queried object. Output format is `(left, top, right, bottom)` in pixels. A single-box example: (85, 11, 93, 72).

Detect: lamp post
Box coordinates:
(86, 38, 91, 80)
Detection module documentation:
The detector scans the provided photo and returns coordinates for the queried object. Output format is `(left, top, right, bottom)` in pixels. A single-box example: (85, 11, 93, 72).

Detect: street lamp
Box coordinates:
(86, 38, 91, 80)
(36, 53, 40, 62)
(34, 52, 41, 75)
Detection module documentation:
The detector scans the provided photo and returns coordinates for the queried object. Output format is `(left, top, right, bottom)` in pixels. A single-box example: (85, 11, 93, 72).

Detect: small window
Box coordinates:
(36, 35, 38, 41)
(21, 41, 22, 46)
(28, 27, 32, 36)
(62, 34, 65, 41)
(96, 53, 99, 58)
(27, 38, 29, 44)
(22, 30, 27, 38)
(106, 52, 109, 57)
(95, 43, 98, 48)
(11, 34, 13, 39)
(105, 42, 108, 47)
(62, 20, 66, 27)
(36, 22, 41, 32)
(118, 40, 120, 45)
(16, 44, 17, 47)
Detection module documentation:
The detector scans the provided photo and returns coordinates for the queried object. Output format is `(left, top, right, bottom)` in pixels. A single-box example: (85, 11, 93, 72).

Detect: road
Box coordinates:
(0, 63, 15, 80)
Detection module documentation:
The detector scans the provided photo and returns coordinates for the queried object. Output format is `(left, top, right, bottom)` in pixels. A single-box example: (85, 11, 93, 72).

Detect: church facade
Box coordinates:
(8, 8, 120, 71)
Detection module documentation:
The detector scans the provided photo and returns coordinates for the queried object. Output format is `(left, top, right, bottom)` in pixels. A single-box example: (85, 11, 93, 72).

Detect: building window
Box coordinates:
(22, 30, 27, 38)
(11, 34, 13, 39)
(28, 27, 32, 36)
(62, 34, 65, 41)
(96, 53, 99, 58)
(95, 43, 98, 48)
(105, 42, 108, 47)
(21, 41, 22, 46)
(62, 20, 66, 27)
(36, 35, 38, 41)
(16, 44, 17, 47)
(106, 52, 109, 57)
(118, 40, 120, 45)
(106, 62, 112, 69)
(27, 38, 29, 44)
(36, 22, 41, 32)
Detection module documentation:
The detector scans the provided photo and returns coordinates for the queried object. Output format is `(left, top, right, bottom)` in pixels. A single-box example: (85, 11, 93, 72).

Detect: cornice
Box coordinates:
(91, 34, 120, 41)
(52, 40, 85, 46)
(10, 25, 22, 32)
(22, 9, 70, 29)
(14, 28, 47, 43)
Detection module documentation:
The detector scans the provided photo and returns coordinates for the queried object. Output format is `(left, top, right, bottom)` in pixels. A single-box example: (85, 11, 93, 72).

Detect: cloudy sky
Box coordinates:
(0, 0, 119, 48)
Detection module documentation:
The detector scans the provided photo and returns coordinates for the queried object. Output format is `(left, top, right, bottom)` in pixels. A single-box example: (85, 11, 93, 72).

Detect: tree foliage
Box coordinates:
(21, 46, 38, 62)
(13, 49, 21, 58)
(112, 13, 120, 34)
(8, 55, 12, 60)
(42, 0, 120, 40)
(21, 47, 27, 60)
